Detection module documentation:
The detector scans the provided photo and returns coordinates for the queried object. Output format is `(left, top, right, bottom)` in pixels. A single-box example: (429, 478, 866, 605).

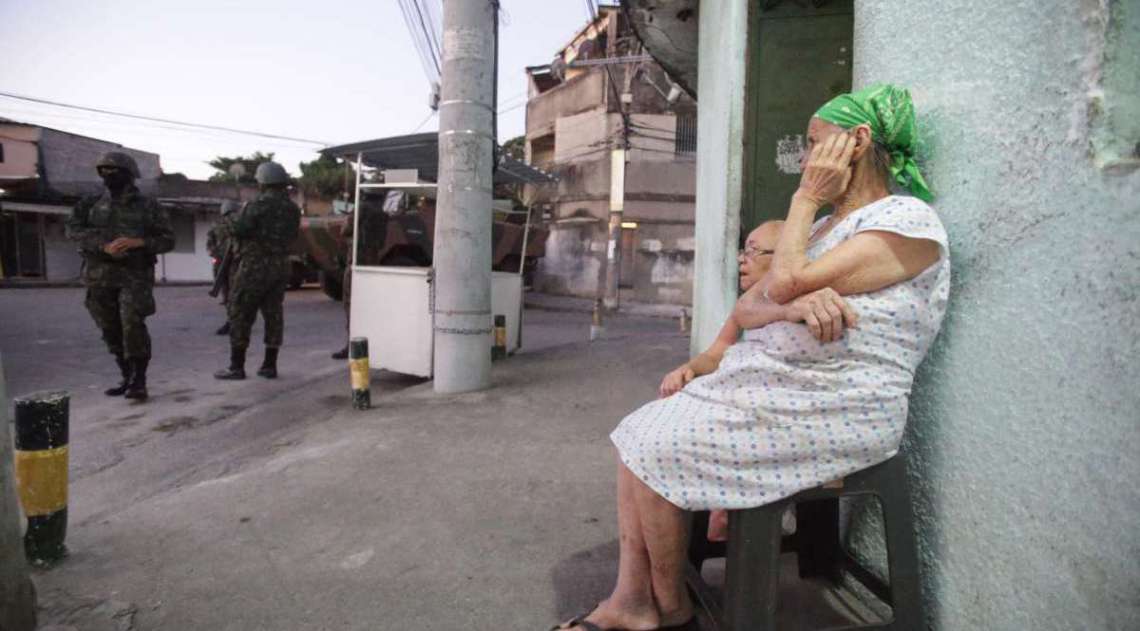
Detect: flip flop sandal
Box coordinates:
(551, 611, 697, 631)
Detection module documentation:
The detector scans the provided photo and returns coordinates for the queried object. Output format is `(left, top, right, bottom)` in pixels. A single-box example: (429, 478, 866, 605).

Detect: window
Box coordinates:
(674, 115, 697, 155)
(0, 141, 5, 163)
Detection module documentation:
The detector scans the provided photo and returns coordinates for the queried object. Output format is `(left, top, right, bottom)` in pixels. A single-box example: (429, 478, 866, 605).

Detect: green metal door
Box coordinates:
(742, 0, 853, 233)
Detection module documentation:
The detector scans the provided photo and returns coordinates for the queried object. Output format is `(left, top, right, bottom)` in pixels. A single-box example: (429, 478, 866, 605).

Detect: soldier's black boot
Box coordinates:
(214, 347, 247, 380)
(257, 348, 279, 379)
(331, 345, 348, 360)
(215, 321, 231, 336)
(124, 358, 149, 401)
(104, 356, 132, 396)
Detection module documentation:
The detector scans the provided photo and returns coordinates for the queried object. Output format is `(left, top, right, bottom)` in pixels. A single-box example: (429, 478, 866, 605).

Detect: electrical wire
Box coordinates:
(0, 106, 325, 151)
(409, 0, 442, 78)
(410, 110, 437, 133)
(0, 91, 328, 145)
(397, 0, 440, 83)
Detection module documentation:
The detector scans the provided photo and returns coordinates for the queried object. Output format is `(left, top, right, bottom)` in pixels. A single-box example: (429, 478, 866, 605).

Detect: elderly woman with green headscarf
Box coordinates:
(550, 85, 950, 631)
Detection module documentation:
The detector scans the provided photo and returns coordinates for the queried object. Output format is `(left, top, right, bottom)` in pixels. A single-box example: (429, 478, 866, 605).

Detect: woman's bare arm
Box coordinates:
(765, 134, 940, 304)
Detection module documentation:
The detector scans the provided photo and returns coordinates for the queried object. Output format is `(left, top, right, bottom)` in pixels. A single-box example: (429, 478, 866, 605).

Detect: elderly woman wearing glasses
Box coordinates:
(553, 85, 950, 631)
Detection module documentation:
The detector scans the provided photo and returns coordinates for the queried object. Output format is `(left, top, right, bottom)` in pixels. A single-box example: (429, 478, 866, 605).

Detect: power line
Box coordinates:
(409, 0, 442, 78)
(0, 106, 325, 150)
(411, 110, 437, 133)
(0, 91, 329, 145)
(397, 0, 439, 83)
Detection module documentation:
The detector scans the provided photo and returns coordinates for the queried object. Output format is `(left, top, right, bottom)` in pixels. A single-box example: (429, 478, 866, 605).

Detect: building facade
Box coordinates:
(636, 0, 1139, 628)
(0, 120, 323, 284)
(525, 6, 698, 305)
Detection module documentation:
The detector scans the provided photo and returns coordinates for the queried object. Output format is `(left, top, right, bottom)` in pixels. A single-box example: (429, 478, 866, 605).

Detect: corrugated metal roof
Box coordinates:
(322, 133, 556, 185)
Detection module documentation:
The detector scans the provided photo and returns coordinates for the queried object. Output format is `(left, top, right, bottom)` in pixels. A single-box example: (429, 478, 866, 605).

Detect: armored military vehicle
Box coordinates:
(294, 200, 546, 301)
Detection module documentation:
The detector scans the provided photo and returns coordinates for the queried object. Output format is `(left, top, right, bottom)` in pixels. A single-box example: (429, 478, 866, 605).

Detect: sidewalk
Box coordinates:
(524, 291, 689, 321)
(32, 315, 869, 631)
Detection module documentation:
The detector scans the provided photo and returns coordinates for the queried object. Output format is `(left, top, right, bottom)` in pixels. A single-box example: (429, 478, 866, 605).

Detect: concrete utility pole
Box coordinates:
(0, 355, 37, 631)
(433, 0, 497, 393)
(602, 145, 627, 310)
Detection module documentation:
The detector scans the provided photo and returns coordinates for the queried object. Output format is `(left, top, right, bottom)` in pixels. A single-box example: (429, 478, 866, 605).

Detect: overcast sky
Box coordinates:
(0, 0, 591, 179)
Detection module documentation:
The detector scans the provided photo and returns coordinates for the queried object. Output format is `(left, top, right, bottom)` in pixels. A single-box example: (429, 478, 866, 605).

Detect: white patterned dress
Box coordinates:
(611, 195, 950, 511)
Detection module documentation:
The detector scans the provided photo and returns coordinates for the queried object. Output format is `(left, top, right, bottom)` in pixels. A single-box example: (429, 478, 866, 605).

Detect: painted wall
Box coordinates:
(850, 1, 1140, 629)
(158, 213, 216, 282)
(42, 215, 82, 282)
(0, 125, 40, 181)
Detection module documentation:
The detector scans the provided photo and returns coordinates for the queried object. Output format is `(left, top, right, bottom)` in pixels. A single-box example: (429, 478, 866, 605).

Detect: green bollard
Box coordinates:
(13, 390, 69, 566)
(491, 314, 507, 361)
(349, 337, 371, 410)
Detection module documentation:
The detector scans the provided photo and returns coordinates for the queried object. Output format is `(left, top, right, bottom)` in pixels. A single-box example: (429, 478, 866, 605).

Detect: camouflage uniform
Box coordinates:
(341, 216, 354, 329)
(206, 212, 237, 303)
(66, 186, 175, 360)
(226, 189, 301, 350)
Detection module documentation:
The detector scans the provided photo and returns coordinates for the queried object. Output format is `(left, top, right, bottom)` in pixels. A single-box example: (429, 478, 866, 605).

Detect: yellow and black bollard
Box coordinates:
(13, 390, 69, 566)
(349, 337, 371, 410)
(491, 315, 507, 361)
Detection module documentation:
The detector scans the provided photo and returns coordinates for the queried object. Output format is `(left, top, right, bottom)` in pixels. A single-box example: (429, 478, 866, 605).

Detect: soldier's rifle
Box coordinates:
(208, 245, 234, 298)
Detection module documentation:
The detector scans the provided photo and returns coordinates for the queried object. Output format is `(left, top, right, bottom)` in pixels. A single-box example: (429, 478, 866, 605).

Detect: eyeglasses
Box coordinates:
(738, 246, 775, 259)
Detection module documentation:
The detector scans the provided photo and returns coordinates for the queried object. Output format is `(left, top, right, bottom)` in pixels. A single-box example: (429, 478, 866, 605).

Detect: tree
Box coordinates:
(207, 152, 277, 184)
(297, 154, 356, 199)
(501, 135, 526, 162)
(495, 136, 532, 210)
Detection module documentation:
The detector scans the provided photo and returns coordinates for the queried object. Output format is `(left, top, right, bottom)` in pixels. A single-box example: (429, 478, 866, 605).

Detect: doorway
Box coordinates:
(741, 0, 854, 232)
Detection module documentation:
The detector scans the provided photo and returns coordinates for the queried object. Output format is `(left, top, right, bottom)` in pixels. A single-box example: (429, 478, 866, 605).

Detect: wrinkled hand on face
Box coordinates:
(797, 131, 857, 206)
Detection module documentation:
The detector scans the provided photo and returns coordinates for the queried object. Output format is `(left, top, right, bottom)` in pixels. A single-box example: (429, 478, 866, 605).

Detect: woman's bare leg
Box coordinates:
(707, 509, 729, 542)
(557, 459, 660, 630)
(631, 472, 693, 626)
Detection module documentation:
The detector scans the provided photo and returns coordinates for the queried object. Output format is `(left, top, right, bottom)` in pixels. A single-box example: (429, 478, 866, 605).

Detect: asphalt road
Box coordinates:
(1, 287, 871, 631)
(0, 286, 672, 525)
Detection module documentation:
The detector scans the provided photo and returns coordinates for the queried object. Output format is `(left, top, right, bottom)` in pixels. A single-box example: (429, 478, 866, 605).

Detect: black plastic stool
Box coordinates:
(686, 455, 925, 631)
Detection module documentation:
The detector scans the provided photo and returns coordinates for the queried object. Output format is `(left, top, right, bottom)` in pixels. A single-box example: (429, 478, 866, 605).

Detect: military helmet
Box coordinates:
(254, 161, 290, 185)
(220, 200, 241, 215)
(95, 151, 141, 178)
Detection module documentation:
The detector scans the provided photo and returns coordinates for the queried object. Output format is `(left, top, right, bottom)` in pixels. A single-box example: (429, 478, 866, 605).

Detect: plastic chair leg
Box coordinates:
(723, 503, 784, 631)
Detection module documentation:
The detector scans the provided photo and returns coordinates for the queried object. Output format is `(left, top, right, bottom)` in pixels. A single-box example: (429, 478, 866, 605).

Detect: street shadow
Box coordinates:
(549, 539, 620, 622)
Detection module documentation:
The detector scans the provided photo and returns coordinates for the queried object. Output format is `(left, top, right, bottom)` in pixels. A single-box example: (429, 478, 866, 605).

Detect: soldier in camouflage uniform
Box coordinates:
(214, 161, 301, 380)
(206, 200, 241, 335)
(331, 212, 353, 360)
(66, 151, 175, 401)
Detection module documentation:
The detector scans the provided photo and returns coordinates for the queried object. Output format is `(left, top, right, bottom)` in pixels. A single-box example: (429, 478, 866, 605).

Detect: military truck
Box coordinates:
(294, 200, 547, 301)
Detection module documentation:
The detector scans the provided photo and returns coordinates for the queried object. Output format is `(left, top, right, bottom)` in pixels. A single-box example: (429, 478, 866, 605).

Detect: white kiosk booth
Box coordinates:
(325, 134, 555, 379)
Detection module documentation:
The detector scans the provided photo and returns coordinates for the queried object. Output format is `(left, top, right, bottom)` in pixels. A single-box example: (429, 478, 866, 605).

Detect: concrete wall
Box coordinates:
(526, 71, 607, 139)
(39, 128, 160, 197)
(43, 215, 82, 282)
(0, 354, 37, 631)
(850, 1, 1140, 629)
(0, 125, 40, 181)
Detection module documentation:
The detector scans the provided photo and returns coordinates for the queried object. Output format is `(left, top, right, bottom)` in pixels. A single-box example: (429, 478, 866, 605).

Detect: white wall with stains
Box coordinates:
(851, 1, 1140, 628)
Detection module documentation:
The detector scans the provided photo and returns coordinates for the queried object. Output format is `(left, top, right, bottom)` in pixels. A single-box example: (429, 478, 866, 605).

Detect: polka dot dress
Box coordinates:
(611, 196, 951, 510)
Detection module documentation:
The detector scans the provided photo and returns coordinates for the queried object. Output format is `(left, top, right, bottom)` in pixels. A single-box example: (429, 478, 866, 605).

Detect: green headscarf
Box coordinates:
(814, 84, 933, 202)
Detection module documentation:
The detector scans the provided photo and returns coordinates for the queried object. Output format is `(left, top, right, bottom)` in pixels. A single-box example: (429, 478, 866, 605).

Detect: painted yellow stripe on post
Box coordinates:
(14, 446, 69, 517)
(350, 357, 369, 391)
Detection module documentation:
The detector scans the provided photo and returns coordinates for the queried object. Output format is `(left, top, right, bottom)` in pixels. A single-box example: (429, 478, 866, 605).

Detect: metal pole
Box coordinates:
(433, 0, 497, 393)
(0, 355, 37, 631)
(602, 147, 626, 311)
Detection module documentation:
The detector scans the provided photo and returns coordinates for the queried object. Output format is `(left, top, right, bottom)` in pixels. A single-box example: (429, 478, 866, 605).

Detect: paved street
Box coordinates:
(1, 286, 868, 630)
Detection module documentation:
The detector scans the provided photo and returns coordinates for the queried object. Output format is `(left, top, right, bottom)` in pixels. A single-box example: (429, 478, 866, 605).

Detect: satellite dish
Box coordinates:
(228, 163, 247, 179)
